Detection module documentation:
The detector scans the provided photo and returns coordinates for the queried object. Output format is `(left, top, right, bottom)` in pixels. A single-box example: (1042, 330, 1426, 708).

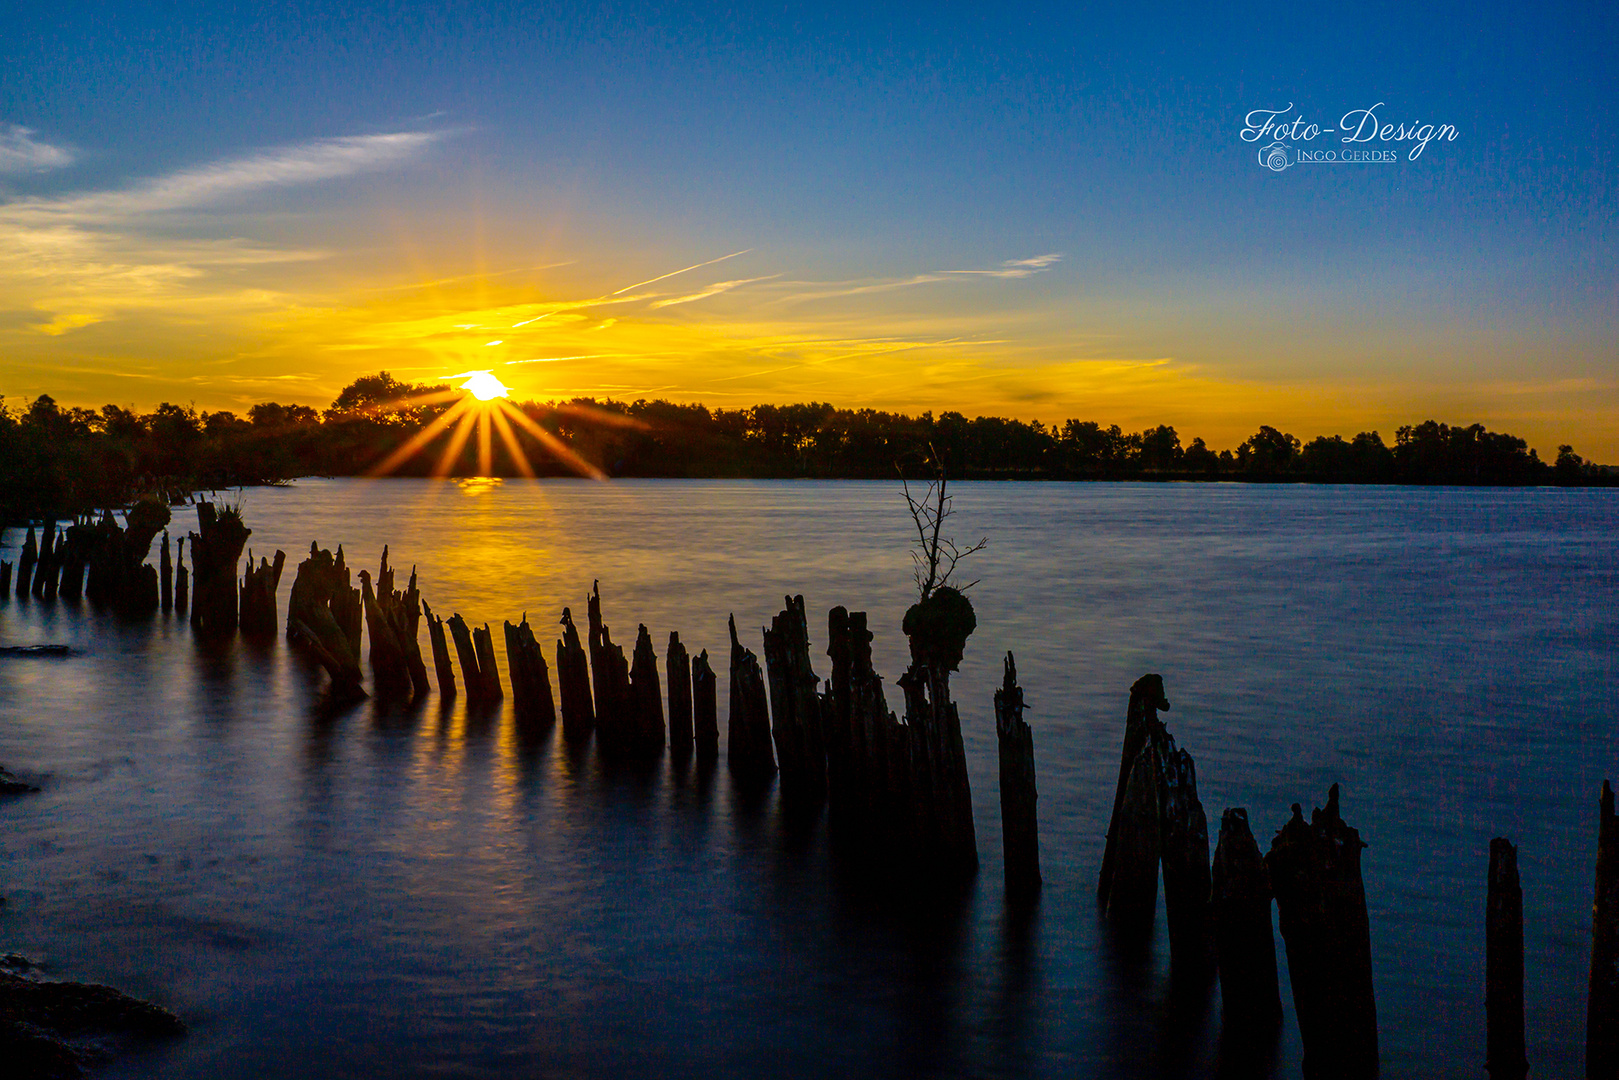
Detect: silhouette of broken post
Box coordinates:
(160, 531, 173, 611)
(994, 652, 1041, 899)
(667, 632, 693, 755)
(424, 601, 455, 698)
(1589, 781, 1619, 1077)
(763, 595, 828, 802)
(1486, 837, 1527, 1080)
(1098, 674, 1170, 924)
(32, 519, 57, 599)
(1266, 784, 1378, 1079)
(587, 583, 634, 753)
(727, 613, 776, 783)
(692, 648, 718, 757)
(15, 525, 35, 598)
(1158, 737, 1212, 971)
(897, 585, 979, 877)
(239, 549, 286, 639)
(286, 542, 365, 697)
(189, 501, 250, 635)
(555, 607, 594, 739)
(56, 522, 95, 601)
(504, 615, 557, 731)
(447, 614, 502, 701)
(625, 624, 666, 755)
(359, 548, 426, 697)
(174, 536, 188, 615)
(1212, 808, 1282, 1034)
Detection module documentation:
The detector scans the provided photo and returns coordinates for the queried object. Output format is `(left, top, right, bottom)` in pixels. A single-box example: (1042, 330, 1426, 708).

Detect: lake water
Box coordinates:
(1, 478, 1615, 1078)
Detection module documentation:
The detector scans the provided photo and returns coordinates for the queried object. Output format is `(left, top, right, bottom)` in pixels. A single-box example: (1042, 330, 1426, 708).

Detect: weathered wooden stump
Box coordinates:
(994, 651, 1041, 900)
(239, 549, 287, 639)
(56, 523, 94, 600)
(692, 648, 718, 757)
(424, 601, 456, 698)
(1106, 741, 1161, 926)
(555, 606, 594, 738)
(1212, 807, 1283, 1032)
(15, 526, 36, 597)
(1159, 741, 1212, 971)
(1590, 781, 1619, 1078)
(0, 560, 10, 595)
(189, 501, 249, 635)
(286, 542, 365, 697)
(627, 624, 666, 754)
(472, 623, 503, 700)
(898, 586, 979, 877)
(587, 583, 632, 749)
(727, 614, 776, 782)
(31, 520, 57, 599)
(1266, 784, 1378, 1079)
(667, 632, 693, 754)
(446, 614, 489, 700)
(160, 531, 173, 612)
(174, 536, 188, 615)
(504, 616, 557, 730)
(1099, 673, 1170, 907)
(358, 548, 428, 698)
(1487, 836, 1527, 1080)
(763, 595, 828, 802)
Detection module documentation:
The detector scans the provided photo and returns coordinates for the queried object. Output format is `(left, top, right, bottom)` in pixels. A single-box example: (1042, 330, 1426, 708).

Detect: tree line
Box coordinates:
(2, 370, 1609, 523)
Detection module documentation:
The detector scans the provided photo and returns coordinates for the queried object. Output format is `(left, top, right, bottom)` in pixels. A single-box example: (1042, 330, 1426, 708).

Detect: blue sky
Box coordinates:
(2, 1, 1614, 454)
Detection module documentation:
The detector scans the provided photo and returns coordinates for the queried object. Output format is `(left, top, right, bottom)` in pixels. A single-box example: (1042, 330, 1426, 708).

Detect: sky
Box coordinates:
(1, 0, 1614, 456)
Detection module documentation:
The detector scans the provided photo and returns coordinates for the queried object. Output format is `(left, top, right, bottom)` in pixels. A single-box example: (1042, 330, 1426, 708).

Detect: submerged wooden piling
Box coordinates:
(692, 648, 718, 756)
(1159, 741, 1212, 970)
(32, 520, 57, 599)
(504, 616, 557, 730)
(15, 526, 35, 597)
(472, 623, 504, 700)
(424, 601, 456, 698)
(727, 614, 776, 782)
(174, 536, 188, 615)
(1106, 742, 1161, 926)
(1212, 808, 1282, 1032)
(286, 542, 365, 697)
(358, 548, 428, 697)
(762, 595, 827, 801)
(189, 501, 249, 634)
(240, 549, 287, 639)
(1590, 781, 1619, 1077)
(1266, 784, 1378, 1079)
(0, 561, 9, 595)
(1487, 837, 1527, 1080)
(555, 607, 594, 738)
(160, 531, 173, 612)
(897, 586, 979, 877)
(667, 632, 693, 754)
(56, 522, 94, 601)
(994, 652, 1041, 899)
(627, 624, 666, 754)
(587, 583, 633, 748)
(446, 614, 489, 700)
(1099, 673, 1170, 908)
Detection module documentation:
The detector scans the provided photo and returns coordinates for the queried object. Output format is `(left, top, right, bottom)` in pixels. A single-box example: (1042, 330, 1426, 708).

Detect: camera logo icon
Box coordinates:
(1258, 141, 1292, 172)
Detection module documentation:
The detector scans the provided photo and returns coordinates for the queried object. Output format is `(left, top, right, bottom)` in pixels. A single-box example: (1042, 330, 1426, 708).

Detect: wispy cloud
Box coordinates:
(0, 130, 442, 336)
(769, 254, 1063, 303)
(0, 124, 74, 173)
(941, 253, 1063, 278)
(649, 274, 780, 308)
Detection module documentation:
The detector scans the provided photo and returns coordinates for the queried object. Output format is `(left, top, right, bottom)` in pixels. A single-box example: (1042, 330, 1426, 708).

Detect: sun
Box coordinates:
(461, 371, 510, 401)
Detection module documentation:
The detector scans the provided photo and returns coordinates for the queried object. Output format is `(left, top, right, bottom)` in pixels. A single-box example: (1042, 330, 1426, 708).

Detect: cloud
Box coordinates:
(0, 124, 74, 173)
(649, 274, 780, 308)
(941, 253, 1063, 278)
(0, 130, 442, 336)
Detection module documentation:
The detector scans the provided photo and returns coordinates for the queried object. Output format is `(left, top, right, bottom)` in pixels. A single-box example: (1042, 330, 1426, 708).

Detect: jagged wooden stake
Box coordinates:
(994, 651, 1041, 899)
(1590, 781, 1619, 1077)
(1212, 807, 1282, 1032)
(1487, 836, 1527, 1080)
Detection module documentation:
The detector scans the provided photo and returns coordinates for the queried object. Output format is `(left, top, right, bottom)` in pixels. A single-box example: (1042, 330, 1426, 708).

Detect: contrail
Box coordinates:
(611, 249, 752, 296)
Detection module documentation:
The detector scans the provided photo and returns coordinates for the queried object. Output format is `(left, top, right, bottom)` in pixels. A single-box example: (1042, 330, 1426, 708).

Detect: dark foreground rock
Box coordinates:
(0, 968, 185, 1078)
(0, 765, 40, 796)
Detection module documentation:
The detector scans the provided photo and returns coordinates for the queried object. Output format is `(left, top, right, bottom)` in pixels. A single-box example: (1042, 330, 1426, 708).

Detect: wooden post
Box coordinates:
(555, 607, 594, 738)
(762, 595, 827, 801)
(586, 583, 633, 751)
(628, 624, 665, 754)
(0, 561, 9, 596)
(472, 623, 504, 699)
(424, 601, 456, 698)
(33, 519, 57, 599)
(240, 549, 287, 639)
(1159, 742, 1212, 971)
(1099, 673, 1170, 906)
(15, 526, 35, 597)
(1487, 837, 1527, 1080)
(56, 523, 94, 601)
(1266, 784, 1378, 1079)
(286, 542, 366, 696)
(1590, 780, 1619, 1078)
(692, 648, 718, 757)
(174, 536, 188, 616)
(994, 651, 1041, 899)
(1105, 743, 1161, 926)
(1212, 808, 1282, 1032)
(446, 614, 484, 699)
(727, 613, 776, 782)
(359, 565, 410, 696)
(160, 531, 173, 612)
(189, 501, 248, 633)
(667, 632, 693, 754)
(504, 616, 556, 730)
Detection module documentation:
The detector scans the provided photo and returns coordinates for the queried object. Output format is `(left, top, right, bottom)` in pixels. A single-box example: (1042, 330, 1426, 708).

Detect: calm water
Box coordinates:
(0, 479, 1615, 1078)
